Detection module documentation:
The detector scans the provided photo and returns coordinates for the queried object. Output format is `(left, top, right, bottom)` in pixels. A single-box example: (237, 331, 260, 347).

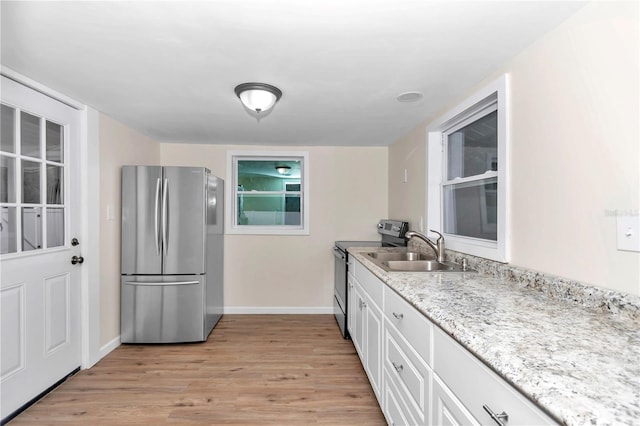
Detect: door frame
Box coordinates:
(1, 67, 102, 369)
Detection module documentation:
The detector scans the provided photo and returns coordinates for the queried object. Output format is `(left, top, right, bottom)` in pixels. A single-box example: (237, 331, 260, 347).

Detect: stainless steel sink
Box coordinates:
(385, 260, 458, 272)
(364, 252, 474, 273)
(366, 252, 433, 262)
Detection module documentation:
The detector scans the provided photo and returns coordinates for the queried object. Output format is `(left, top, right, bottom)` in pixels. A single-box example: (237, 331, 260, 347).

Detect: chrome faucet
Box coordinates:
(405, 229, 446, 263)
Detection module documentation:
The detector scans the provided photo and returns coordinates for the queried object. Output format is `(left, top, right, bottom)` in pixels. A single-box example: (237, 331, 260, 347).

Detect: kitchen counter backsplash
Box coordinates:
(408, 240, 640, 321)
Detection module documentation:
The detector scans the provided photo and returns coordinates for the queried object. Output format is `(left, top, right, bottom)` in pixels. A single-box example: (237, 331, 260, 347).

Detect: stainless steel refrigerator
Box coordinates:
(120, 166, 224, 343)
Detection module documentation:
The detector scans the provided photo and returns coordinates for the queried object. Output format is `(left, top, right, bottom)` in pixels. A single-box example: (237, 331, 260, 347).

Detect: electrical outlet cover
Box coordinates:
(617, 214, 640, 252)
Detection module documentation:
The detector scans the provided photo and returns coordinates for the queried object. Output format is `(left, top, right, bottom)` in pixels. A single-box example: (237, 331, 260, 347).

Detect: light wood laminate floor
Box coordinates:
(11, 315, 385, 425)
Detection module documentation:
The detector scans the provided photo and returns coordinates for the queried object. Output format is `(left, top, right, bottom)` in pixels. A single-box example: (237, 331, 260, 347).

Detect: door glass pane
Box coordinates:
(443, 177, 497, 241)
(0, 207, 17, 254)
(447, 110, 497, 180)
(47, 207, 64, 248)
(1, 104, 15, 153)
(237, 193, 301, 226)
(20, 112, 41, 158)
(46, 165, 63, 204)
(1, 155, 16, 203)
(46, 121, 63, 163)
(22, 160, 41, 203)
(22, 206, 42, 251)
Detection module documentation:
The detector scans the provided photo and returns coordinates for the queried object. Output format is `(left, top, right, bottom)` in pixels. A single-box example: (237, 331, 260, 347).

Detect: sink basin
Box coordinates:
(366, 252, 433, 262)
(363, 251, 474, 273)
(384, 260, 457, 272)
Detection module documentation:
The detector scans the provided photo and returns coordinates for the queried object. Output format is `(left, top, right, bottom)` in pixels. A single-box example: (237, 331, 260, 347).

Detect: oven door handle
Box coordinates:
(333, 247, 346, 261)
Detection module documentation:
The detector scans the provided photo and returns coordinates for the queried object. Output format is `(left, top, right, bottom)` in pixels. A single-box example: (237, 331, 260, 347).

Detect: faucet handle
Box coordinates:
(429, 229, 444, 242)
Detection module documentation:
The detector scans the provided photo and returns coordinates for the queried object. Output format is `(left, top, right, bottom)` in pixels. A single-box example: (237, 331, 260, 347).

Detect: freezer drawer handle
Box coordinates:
(124, 280, 199, 286)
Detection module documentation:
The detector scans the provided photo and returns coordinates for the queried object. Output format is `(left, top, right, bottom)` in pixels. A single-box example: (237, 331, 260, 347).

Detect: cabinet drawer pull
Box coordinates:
(391, 361, 403, 373)
(483, 405, 509, 426)
(392, 312, 404, 320)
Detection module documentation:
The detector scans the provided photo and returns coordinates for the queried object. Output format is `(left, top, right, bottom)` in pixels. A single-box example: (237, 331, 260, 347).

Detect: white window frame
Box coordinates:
(225, 150, 310, 235)
(426, 74, 509, 262)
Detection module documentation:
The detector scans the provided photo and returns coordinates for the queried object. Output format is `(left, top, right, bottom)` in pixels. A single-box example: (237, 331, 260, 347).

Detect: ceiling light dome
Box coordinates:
(234, 82, 282, 121)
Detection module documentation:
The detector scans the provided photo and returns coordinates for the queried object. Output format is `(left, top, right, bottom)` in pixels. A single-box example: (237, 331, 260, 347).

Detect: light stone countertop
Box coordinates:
(348, 247, 640, 426)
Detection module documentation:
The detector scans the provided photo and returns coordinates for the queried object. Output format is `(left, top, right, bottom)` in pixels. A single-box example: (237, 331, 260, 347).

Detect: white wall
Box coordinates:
(99, 113, 160, 346)
(389, 1, 639, 295)
(160, 144, 388, 311)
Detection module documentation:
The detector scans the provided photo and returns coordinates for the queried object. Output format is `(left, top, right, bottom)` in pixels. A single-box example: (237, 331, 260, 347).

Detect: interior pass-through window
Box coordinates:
(226, 151, 309, 235)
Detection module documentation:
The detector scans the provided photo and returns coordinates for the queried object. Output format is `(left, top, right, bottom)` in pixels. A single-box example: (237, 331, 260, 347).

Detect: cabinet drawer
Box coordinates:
(347, 255, 355, 277)
(432, 375, 480, 426)
(384, 369, 421, 426)
(433, 328, 557, 425)
(354, 260, 383, 308)
(385, 324, 430, 423)
(384, 285, 432, 365)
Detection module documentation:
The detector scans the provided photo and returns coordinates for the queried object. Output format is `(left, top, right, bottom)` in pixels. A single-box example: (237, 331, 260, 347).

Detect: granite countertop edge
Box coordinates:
(348, 247, 640, 426)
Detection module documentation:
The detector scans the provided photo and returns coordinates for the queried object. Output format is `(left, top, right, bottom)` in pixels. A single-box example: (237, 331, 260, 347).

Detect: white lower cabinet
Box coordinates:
(384, 369, 420, 426)
(351, 262, 384, 403)
(384, 322, 431, 425)
(350, 258, 557, 426)
(433, 328, 557, 426)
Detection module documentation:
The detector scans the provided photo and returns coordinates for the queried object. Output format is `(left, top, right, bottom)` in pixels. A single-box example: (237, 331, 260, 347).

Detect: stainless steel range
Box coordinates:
(333, 219, 408, 338)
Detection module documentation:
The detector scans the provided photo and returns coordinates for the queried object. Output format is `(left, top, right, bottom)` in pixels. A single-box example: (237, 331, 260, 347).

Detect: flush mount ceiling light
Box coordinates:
(275, 165, 291, 175)
(396, 91, 424, 102)
(234, 82, 283, 121)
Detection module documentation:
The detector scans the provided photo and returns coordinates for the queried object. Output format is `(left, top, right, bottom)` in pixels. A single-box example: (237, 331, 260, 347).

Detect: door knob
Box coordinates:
(71, 256, 84, 265)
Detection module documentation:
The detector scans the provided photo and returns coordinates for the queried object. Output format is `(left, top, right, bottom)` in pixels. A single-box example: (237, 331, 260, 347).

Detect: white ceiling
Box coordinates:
(1, 1, 586, 147)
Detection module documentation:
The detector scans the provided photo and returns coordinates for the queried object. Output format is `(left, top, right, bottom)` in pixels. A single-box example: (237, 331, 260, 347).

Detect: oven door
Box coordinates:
(333, 246, 348, 338)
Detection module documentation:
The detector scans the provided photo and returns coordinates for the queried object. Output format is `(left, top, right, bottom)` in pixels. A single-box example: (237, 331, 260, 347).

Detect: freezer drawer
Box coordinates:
(121, 275, 206, 343)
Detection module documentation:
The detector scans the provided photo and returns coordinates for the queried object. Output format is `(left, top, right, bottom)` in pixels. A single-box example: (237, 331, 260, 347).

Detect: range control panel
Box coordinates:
(377, 219, 409, 238)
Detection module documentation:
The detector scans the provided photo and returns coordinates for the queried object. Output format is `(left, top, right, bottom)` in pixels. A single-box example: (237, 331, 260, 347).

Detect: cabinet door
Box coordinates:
(352, 283, 366, 358)
(432, 375, 480, 426)
(364, 293, 383, 400)
(347, 273, 356, 338)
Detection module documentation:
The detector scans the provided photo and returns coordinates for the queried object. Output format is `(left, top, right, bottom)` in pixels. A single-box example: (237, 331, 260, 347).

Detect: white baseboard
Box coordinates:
(224, 306, 333, 314)
(99, 335, 121, 359)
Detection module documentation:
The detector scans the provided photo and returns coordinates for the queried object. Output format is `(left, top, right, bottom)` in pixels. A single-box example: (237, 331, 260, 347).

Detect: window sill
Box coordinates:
(226, 226, 309, 236)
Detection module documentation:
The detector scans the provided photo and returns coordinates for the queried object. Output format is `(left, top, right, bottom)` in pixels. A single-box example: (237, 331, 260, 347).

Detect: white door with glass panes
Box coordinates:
(0, 76, 83, 420)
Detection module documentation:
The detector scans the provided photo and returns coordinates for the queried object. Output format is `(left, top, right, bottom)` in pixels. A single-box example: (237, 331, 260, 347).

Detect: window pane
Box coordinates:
(238, 159, 301, 191)
(47, 207, 64, 248)
(46, 165, 63, 204)
(21, 112, 41, 158)
(1, 104, 15, 153)
(447, 110, 497, 180)
(0, 207, 17, 254)
(443, 178, 497, 241)
(1, 155, 16, 203)
(46, 121, 64, 163)
(22, 160, 41, 203)
(22, 206, 42, 251)
(238, 193, 301, 226)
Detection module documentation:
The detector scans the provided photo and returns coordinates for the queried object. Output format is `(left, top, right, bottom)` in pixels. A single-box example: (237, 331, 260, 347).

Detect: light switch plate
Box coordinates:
(617, 215, 640, 252)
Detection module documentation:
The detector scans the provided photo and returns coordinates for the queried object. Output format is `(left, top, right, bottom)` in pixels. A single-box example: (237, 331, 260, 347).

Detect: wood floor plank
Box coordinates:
(11, 315, 386, 425)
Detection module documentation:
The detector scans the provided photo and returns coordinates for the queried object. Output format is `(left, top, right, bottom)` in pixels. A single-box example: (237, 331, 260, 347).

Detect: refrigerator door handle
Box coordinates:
(154, 178, 161, 256)
(124, 280, 199, 287)
(162, 177, 169, 257)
